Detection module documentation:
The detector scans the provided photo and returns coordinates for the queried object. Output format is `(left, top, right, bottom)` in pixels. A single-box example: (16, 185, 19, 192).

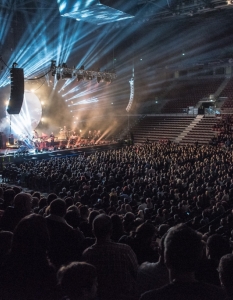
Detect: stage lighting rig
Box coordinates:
(12, 62, 18, 68)
(85, 71, 93, 80)
(51, 60, 56, 76)
(51, 61, 116, 83)
(97, 74, 104, 83)
(77, 74, 84, 81)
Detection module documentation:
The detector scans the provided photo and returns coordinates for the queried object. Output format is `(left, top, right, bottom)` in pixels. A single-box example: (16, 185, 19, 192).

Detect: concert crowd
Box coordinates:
(0, 142, 233, 299)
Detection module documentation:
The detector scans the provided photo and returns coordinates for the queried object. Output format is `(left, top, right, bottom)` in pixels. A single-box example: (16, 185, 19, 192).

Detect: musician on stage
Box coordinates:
(63, 126, 69, 140)
(50, 132, 55, 147)
(33, 130, 39, 140)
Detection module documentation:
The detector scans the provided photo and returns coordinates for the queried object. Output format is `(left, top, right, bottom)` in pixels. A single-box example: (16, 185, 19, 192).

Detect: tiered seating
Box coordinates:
(161, 78, 224, 113)
(219, 78, 233, 114)
(180, 116, 217, 145)
(132, 116, 195, 144)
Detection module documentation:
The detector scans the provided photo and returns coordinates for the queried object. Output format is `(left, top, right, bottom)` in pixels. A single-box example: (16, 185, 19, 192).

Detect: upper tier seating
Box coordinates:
(132, 116, 195, 144)
(161, 78, 224, 113)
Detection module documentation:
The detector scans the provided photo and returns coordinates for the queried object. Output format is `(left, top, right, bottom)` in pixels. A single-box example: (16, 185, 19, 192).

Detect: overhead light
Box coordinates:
(85, 72, 93, 80)
(62, 73, 73, 79)
(12, 62, 18, 68)
(77, 74, 84, 81)
(52, 64, 116, 83)
(105, 77, 112, 83)
(97, 76, 103, 83)
(51, 60, 56, 69)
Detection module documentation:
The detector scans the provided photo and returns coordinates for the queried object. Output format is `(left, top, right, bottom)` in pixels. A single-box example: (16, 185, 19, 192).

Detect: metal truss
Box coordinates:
(51, 63, 116, 82)
(137, 0, 233, 20)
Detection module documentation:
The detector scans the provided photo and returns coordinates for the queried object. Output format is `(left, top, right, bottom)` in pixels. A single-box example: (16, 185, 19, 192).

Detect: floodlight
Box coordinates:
(62, 73, 73, 79)
(97, 76, 104, 83)
(105, 77, 112, 83)
(77, 74, 84, 81)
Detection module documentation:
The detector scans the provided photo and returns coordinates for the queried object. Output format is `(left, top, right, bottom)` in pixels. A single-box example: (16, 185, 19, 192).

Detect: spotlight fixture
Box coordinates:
(97, 76, 104, 83)
(12, 62, 18, 68)
(61, 62, 73, 79)
(62, 73, 73, 79)
(53, 64, 116, 83)
(51, 60, 56, 69)
(77, 74, 84, 81)
(85, 71, 93, 80)
(105, 77, 112, 83)
(51, 60, 56, 76)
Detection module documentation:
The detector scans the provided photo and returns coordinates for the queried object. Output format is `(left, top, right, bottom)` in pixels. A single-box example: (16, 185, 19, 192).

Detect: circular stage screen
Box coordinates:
(7, 91, 42, 138)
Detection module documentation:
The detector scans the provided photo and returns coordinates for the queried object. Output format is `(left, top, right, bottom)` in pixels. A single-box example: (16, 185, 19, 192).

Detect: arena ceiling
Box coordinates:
(1, 0, 233, 19)
(0, 0, 233, 127)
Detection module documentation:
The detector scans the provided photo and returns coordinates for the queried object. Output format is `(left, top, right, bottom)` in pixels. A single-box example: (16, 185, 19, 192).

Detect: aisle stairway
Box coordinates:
(174, 115, 204, 144)
(179, 116, 216, 144)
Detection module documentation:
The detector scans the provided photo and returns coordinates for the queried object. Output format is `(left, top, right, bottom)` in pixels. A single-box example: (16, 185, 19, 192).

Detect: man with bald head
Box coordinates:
(83, 213, 138, 300)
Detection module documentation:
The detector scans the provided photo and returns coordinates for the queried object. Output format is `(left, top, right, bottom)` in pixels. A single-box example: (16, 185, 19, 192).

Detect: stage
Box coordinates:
(0, 142, 122, 170)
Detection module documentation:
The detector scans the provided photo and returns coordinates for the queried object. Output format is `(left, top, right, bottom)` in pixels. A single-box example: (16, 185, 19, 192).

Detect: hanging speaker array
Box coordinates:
(7, 68, 24, 114)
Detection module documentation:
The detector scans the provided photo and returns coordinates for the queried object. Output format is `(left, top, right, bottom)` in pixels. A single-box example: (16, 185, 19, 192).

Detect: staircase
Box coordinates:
(179, 116, 217, 145)
(174, 115, 204, 144)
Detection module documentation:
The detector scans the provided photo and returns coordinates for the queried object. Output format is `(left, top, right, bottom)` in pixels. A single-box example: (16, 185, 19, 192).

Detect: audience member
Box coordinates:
(83, 214, 138, 300)
(137, 233, 169, 295)
(141, 224, 226, 300)
(218, 254, 233, 299)
(46, 199, 84, 269)
(0, 214, 57, 300)
(57, 262, 98, 300)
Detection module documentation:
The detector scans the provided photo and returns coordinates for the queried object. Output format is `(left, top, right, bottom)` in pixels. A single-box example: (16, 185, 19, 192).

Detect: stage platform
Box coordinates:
(0, 142, 122, 169)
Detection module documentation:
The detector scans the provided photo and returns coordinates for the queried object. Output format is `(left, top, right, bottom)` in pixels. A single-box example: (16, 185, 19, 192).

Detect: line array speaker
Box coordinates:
(7, 68, 24, 114)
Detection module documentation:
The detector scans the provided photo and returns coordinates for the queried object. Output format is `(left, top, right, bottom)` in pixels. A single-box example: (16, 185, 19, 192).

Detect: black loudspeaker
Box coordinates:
(7, 68, 24, 114)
